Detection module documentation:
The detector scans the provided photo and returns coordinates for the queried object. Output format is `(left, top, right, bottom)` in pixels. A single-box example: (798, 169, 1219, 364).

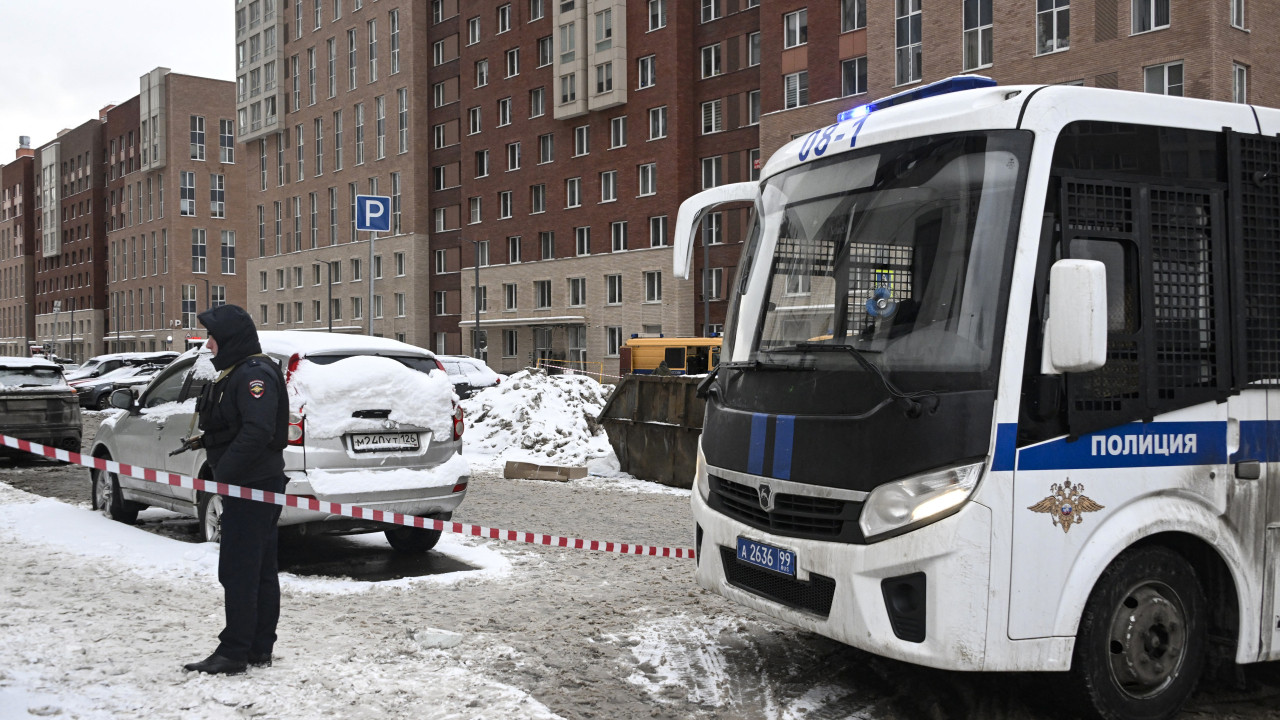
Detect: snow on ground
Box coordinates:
(460, 369, 615, 471)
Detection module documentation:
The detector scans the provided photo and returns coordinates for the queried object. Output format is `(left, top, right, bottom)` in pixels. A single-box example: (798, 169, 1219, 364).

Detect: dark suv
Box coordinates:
(0, 357, 82, 455)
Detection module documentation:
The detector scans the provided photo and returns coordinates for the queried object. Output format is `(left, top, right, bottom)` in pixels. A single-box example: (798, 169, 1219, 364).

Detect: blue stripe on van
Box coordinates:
(773, 415, 795, 480)
(748, 413, 768, 476)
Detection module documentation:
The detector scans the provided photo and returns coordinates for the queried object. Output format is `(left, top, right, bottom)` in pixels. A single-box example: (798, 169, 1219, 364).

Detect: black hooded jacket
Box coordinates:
(196, 305, 289, 486)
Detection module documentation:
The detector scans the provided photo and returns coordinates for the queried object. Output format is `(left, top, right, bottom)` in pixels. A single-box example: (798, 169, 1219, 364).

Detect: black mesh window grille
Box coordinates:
(1232, 135, 1280, 386)
(1149, 189, 1220, 398)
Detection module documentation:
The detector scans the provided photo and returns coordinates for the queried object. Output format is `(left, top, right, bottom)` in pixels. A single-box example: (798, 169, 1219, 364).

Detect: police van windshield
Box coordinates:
(750, 131, 1030, 388)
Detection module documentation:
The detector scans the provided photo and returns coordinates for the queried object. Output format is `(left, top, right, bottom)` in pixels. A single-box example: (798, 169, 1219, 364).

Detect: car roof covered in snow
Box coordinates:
(257, 331, 437, 358)
(0, 356, 61, 369)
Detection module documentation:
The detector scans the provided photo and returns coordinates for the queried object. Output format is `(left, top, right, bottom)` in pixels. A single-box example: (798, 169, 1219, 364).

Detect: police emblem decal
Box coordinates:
(758, 484, 774, 512)
(1028, 480, 1104, 534)
(249, 379, 266, 399)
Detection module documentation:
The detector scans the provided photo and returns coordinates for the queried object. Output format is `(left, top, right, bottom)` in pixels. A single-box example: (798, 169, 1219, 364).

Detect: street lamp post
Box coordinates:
(472, 240, 482, 359)
(199, 276, 211, 310)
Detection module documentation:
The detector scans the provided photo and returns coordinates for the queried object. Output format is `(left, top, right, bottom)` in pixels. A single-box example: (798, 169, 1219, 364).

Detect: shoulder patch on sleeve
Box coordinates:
(249, 379, 266, 399)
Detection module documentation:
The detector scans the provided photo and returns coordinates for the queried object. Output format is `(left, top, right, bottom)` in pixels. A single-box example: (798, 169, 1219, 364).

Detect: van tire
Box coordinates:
(1071, 546, 1206, 720)
(91, 465, 139, 524)
(385, 526, 442, 553)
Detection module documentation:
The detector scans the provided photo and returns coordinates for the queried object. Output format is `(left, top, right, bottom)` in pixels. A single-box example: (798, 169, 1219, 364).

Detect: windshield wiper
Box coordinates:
(794, 341, 938, 418)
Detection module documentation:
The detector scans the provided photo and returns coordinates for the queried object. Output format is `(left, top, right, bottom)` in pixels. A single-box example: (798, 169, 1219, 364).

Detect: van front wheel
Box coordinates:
(1071, 546, 1206, 720)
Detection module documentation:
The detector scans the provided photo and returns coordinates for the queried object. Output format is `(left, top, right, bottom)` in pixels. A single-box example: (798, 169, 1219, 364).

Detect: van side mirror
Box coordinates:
(1041, 259, 1108, 374)
(109, 388, 138, 413)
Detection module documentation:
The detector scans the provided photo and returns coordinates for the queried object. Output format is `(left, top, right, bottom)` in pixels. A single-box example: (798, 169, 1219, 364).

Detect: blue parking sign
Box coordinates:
(355, 195, 392, 232)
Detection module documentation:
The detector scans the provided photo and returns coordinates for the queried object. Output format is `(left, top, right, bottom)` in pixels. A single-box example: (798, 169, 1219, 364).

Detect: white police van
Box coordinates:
(676, 75, 1280, 719)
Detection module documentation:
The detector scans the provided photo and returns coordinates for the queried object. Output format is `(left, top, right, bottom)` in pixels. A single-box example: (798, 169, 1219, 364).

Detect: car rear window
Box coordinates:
(305, 353, 439, 375)
(0, 367, 63, 387)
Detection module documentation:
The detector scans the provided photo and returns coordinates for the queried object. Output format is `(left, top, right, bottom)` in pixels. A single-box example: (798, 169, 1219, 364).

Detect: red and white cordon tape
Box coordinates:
(0, 433, 696, 559)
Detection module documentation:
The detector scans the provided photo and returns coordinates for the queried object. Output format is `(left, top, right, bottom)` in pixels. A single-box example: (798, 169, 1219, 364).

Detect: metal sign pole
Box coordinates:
(368, 231, 375, 336)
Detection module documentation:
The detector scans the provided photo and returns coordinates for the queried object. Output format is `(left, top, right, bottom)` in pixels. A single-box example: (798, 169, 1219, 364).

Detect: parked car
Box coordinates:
(70, 363, 168, 410)
(90, 332, 468, 553)
(0, 357, 82, 455)
(435, 355, 502, 399)
(64, 351, 178, 383)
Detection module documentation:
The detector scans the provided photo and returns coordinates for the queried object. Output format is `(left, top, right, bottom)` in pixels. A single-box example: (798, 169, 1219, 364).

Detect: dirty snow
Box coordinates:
(288, 356, 455, 441)
(460, 369, 614, 470)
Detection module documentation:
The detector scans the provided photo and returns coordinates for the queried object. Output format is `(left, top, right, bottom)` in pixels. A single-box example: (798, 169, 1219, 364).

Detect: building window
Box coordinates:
(504, 283, 518, 310)
(748, 32, 761, 66)
(1234, 63, 1248, 103)
(649, 106, 667, 139)
(191, 229, 207, 274)
(540, 231, 554, 259)
(539, 133, 554, 163)
(499, 190, 513, 219)
(700, 44, 721, 78)
(701, 100, 722, 134)
(610, 116, 627, 148)
(1144, 61, 1183, 96)
(530, 87, 545, 117)
(600, 170, 617, 202)
(507, 141, 521, 171)
(535, 280, 552, 308)
(537, 35, 553, 66)
(784, 71, 808, 109)
(703, 212, 723, 245)
(220, 119, 235, 163)
(1132, 0, 1170, 33)
(375, 95, 386, 159)
(638, 163, 657, 197)
(1231, 0, 1245, 28)
(470, 196, 482, 224)
(610, 221, 627, 252)
(896, 0, 922, 85)
(568, 277, 587, 307)
(498, 3, 511, 33)
(574, 125, 589, 156)
(476, 59, 489, 87)
(180, 171, 196, 216)
(530, 0, 544, 21)
(397, 88, 409, 153)
(508, 236, 522, 263)
(434, 290, 447, 315)
(390, 9, 401, 73)
(1037, 0, 1070, 54)
(531, 183, 546, 213)
(842, 0, 866, 31)
(473, 285, 487, 314)
(649, 215, 668, 247)
(190, 115, 206, 160)
(560, 21, 576, 62)
(783, 9, 807, 49)
(606, 274, 622, 304)
(468, 16, 481, 44)
(962, 0, 993, 70)
(638, 55, 656, 89)
(502, 329, 517, 357)
(476, 149, 490, 177)
(594, 8, 613, 51)
(355, 103, 365, 164)
(644, 271, 662, 302)
(595, 62, 614, 94)
(842, 57, 868, 97)
(704, 267, 723, 300)
(701, 0, 719, 23)
(648, 0, 666, 30)
(210, 174, 226, 218)
(560, 72, 577, 103)
(469, 106, 482, 134)
(183, 285, 198, 328)
(566, 177, 581, 207)
(749, 148, 761, 181)
(575, 226, 590, 255)
(367, 19, 378, 81)
(606, 327, 623, 356)
(498, 97, 512, 126)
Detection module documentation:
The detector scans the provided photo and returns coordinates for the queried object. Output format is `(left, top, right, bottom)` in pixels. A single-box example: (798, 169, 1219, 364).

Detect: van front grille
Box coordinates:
(709, 475, 864, 543)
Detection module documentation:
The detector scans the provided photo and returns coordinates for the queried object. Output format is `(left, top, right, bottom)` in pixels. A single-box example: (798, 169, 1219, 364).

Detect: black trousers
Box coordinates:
(214, 478, 285, 662)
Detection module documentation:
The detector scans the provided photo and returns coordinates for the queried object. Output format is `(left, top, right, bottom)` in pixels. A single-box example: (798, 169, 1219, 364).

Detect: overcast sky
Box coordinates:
(0, 1, 233, 166)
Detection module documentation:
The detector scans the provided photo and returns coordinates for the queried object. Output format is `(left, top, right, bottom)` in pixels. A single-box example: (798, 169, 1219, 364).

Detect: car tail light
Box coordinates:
(285, 353, 301, 383)
(287, 410, 305, 445)
(452, 403, 465, 440)
(435, 358, 446, 372)
(452, 482, 468, 493)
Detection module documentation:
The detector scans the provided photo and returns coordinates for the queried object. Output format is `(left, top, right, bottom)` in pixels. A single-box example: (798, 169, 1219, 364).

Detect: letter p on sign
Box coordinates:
(355, 195, 392, 232)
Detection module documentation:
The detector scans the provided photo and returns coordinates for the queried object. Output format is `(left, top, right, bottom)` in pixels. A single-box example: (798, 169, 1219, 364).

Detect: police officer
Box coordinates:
(184, 304, 289, 675)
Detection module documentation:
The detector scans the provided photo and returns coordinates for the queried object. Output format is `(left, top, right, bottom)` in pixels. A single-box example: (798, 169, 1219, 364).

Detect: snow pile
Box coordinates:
(461, 369, 614, 468)
(288, 356, 455, 441)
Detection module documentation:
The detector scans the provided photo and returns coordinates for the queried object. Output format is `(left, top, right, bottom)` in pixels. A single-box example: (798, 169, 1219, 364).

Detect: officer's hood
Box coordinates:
(198, 304, 262, 371)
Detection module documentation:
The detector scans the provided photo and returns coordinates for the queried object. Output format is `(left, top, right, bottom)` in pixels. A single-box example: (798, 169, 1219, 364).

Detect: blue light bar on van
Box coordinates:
(836, 75, 997, 123)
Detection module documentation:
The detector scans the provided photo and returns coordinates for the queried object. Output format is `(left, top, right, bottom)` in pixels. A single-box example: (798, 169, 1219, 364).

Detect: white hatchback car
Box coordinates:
(90, 331, 469, 553)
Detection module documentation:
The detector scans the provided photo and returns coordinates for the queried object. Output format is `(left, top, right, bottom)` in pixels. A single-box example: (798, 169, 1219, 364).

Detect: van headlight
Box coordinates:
(859, 462, 984, 542)
(695, 446, 709, 502)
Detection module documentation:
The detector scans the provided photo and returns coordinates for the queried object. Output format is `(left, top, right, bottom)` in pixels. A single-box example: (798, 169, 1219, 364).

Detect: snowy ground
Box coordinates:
(3, 372, 1280, 719)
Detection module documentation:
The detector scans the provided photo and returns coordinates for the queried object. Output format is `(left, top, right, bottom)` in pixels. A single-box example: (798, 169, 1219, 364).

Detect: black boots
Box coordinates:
(183, 653, 248, 675)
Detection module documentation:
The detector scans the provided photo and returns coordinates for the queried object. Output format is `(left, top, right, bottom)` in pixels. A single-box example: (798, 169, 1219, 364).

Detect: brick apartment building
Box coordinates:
(0, 140, 37, 357)
(237, 0, 429, 343)
(102, 69, 248, 354)
(757, 0, 1277, 159)
(31, 117, 107, 363)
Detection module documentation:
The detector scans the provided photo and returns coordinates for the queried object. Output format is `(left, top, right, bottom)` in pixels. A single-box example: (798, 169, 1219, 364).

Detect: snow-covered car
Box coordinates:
(0, 357, 82, 455)
(435, 355, 502, 399)
(64, 351, 178, 383)
(70, 363, 167, 410)
(89, 332, 469, 553)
